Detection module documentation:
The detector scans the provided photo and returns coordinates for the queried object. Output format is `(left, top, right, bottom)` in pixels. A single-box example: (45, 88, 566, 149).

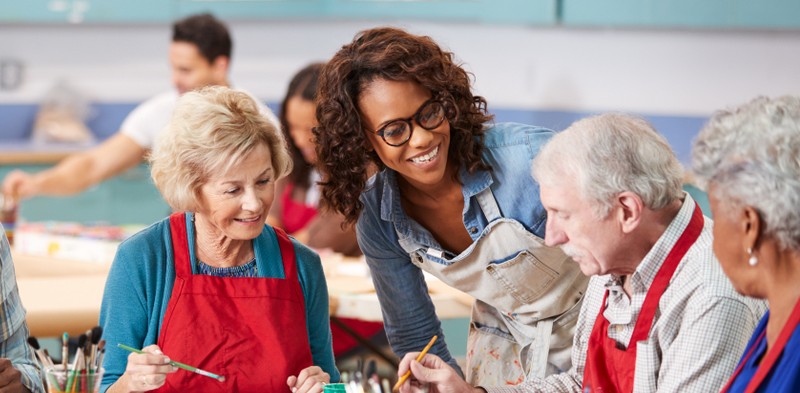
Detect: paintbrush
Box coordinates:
(117, 344, 225, 382)
(61, 333, 69, 369)
(94, 340, 106, 371)
(26, 337, 54, 369)
(392, 335, 438, 392)
(89, 326, 103, 371)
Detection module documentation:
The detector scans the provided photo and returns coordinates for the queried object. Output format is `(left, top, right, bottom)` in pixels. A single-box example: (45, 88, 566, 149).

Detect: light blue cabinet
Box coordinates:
(176, 0, 557, 25)
(561, 0, 800, 29)
(1, 0, 557, 25)
(3, 0, 795, 28)
(0, 0, 171, 23)
(0, 164, 170, 226)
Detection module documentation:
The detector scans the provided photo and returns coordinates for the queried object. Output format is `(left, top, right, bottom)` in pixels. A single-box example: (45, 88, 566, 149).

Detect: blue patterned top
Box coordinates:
(196, 258, 258, 277)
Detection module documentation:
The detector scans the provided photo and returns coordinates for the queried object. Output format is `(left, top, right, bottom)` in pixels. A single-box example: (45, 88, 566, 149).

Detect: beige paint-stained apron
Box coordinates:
(402, 188, 588, 386)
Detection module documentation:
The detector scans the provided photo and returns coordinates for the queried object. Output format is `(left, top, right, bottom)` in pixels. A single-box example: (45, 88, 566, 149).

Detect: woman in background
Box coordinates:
(269, 62, 360, 256)
(692, 95, 800, 392)
(268, 63, 385, 359)
(100, 86, 337, 393)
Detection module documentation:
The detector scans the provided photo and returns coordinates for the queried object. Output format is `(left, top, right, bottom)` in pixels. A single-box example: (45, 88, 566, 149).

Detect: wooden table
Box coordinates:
(12, 250, 473, 337)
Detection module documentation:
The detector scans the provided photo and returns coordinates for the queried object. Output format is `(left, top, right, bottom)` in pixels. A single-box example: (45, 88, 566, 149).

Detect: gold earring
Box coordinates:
(747, 248, 758, 266)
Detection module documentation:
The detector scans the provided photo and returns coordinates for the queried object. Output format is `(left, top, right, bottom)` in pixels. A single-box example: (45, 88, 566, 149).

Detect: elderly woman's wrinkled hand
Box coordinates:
(287, 366, 330, 393)
(121, 344, 177, 392)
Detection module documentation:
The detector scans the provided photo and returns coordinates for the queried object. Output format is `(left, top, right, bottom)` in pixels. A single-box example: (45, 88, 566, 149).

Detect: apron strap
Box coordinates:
(476, 187, 502, 222)
(630, 202, 703, 343)
(522, 319, 554, 379)
(168, 212, 192, 278)
(272, 226, 298, 282)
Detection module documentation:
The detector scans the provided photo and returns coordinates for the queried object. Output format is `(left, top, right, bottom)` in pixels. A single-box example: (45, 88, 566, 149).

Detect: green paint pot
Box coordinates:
(322, 383, 348, 392)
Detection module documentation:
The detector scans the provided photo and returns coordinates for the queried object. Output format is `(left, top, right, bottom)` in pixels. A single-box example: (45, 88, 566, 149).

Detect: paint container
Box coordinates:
(322, 382, 348, 393)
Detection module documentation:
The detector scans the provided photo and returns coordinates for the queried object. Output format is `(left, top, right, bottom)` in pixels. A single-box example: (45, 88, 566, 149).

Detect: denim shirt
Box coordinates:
(356, 122, 554, 371)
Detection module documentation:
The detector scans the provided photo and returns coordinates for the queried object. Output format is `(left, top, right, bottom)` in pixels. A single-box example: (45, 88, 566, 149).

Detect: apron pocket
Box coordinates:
(466, 321, 525, 386)
(470, 320, 515, 341)
(486, 250, 557, 304)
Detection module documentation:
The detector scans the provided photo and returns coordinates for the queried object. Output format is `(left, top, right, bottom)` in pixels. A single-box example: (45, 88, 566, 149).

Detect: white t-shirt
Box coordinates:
(120, 89, 279, 150)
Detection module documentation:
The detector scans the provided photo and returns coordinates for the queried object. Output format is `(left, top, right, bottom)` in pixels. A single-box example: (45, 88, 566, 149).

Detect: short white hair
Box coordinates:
(692, 95, 800, 250)
(533, 113, 684, 218)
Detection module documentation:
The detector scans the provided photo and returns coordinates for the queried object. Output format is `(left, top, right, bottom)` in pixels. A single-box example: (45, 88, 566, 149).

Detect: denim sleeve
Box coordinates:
(294, 241, 340, 382)
(356, 204, 462, 375)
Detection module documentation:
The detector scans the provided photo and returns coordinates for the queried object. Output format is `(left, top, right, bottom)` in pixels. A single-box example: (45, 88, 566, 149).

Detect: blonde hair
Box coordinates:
(150, 86, 292, 211)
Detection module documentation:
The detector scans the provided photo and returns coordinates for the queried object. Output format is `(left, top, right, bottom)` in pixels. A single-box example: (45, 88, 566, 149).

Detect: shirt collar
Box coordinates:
(613, 192, 699, 293)
(378, 167, 493, 223)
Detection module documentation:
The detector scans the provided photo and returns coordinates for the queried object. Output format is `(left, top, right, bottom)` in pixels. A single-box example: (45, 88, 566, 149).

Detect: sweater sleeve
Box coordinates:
(98, 233, 157, 393)
(293, 239, 340, 382)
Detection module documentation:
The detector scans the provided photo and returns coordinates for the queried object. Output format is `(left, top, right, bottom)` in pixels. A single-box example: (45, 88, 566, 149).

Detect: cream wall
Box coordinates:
(1, 20, 799, 116)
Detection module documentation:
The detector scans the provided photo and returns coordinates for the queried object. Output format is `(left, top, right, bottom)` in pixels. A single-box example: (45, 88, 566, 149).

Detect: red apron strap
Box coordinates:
(272, 226, 297, 280)
(583, 202, 705, 393)
(720, 297, 800, 393)
(630, 202, 704, 343)
(168, 212, 192, 278)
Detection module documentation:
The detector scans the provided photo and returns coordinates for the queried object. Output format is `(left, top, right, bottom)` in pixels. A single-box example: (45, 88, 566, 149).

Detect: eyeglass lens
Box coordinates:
(380, 100, 446, 146)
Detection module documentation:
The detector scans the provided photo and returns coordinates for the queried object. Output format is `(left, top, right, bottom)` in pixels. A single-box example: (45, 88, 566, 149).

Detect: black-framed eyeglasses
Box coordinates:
(373, 98, 447, 147)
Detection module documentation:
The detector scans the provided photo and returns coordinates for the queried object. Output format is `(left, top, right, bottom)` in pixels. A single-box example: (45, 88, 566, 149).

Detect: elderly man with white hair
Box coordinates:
(394, 113, 766, 393)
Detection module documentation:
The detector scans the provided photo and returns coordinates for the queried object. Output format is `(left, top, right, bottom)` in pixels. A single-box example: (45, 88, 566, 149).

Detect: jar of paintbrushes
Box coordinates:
(29, 327, 105, 393)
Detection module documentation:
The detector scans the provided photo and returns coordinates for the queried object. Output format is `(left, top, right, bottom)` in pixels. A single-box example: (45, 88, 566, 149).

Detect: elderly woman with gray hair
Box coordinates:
(98, 86, 338, 393)
(692, 96, 800, 393)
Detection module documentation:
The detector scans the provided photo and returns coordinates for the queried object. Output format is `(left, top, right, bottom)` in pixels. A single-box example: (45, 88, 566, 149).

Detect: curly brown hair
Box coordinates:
(314, 27, 494, 224)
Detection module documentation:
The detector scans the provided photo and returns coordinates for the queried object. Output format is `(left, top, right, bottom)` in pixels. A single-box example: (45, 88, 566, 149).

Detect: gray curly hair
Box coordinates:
(692, 95, 800, 251)
(533, 113, 684, 219)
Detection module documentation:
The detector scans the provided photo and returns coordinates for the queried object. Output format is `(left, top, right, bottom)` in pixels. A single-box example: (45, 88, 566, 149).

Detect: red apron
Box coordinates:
(153, 212, 313, 392)
(582, 203, 703, 393)
(281, 182, 318, 234)
(719, 296, 800, 393)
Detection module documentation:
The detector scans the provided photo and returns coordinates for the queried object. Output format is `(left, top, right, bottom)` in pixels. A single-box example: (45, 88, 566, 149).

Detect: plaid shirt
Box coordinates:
(0, 227, 43, 393)
(485, 195, 767, 393)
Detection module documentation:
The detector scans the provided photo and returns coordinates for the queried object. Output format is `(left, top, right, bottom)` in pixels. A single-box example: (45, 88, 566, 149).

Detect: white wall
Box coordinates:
(2, 20, 799, 116)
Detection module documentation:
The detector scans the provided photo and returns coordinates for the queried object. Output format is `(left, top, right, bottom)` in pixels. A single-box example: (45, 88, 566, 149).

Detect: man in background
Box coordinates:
(2, 13, 276, 201)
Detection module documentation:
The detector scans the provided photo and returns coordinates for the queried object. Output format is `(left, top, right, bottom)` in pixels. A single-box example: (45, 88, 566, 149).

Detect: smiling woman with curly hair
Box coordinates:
(313, 27, 588, 386)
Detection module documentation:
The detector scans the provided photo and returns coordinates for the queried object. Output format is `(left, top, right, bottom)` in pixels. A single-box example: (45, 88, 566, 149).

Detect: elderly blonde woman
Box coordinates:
(692, 96, 800, 393)
(99, 86, 338, 393)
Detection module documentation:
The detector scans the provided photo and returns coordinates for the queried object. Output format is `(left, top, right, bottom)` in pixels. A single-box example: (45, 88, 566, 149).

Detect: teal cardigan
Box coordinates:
(98, 213, 339, 392)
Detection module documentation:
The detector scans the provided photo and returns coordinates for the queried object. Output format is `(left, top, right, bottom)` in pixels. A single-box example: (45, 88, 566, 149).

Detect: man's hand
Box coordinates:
(397, 352, 483, 393)
(2, 170, 37, 201)
(0, 358, 30, 393)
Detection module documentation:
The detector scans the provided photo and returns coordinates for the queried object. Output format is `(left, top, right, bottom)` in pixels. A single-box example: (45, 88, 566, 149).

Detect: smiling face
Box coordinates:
(359, 79, 452, 192)
(540, 179, 626, 276)
(195, 143, 275, 241)
(169, 41, 227, 95)
(285, 96, 318, 164)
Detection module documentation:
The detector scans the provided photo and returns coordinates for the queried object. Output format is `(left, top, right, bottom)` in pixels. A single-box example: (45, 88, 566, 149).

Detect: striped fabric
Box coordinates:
(0, 225, 44, 392)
